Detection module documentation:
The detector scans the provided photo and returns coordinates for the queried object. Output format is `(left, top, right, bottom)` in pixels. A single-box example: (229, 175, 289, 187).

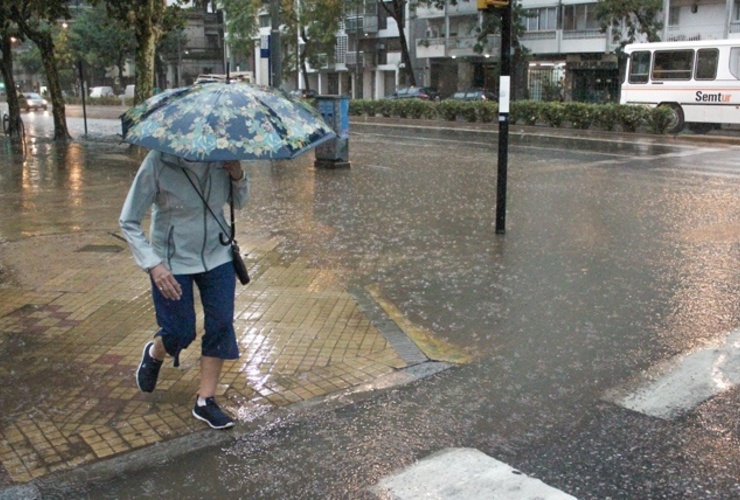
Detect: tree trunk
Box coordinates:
(380, 0, 416, 87)
(0, 35, 22, 139)
(397, 26, 416, 87)
(300, 30, 309, 90)
(34, 33, 70, 140)
(133, 20, 157, 105)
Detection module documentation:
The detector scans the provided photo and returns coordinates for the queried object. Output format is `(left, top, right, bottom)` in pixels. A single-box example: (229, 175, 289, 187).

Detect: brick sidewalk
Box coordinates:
(0, 229, 439, 486)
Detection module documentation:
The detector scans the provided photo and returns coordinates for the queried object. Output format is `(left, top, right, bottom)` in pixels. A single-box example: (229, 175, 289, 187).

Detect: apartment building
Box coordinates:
(412, 0, 740, 102)
(246, 0, 740, 101)
(414, 1, 501, 99)
(663, 0, 740, 41)
(251, 0, 410, 99)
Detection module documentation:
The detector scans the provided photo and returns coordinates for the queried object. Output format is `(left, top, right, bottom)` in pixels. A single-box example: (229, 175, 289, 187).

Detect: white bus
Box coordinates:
(620, 39, 740, 133)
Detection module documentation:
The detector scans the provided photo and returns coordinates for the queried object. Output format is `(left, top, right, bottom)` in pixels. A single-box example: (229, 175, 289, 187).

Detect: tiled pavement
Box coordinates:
(0, 229, 454, 487)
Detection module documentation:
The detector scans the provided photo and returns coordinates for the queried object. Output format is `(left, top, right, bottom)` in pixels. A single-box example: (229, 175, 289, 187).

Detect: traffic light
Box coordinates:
(477, 0, 510, 9)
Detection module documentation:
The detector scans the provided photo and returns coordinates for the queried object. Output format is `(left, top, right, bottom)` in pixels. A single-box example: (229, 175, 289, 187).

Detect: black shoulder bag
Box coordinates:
(181, 167, 250, 285)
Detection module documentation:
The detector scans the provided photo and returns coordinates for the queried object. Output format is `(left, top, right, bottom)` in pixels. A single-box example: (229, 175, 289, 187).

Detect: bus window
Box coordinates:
(628, 51, 651, 84)
(731, 47, 740, 79)
(695, 49, 718, 80)
(652, 50, 693, 80)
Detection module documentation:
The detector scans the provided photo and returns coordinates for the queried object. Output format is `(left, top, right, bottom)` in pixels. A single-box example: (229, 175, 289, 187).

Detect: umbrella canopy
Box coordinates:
(120, 82, 336, 161)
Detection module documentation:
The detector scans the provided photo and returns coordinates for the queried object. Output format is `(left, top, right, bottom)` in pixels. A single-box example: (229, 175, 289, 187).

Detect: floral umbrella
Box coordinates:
(120, 82, 336, 161)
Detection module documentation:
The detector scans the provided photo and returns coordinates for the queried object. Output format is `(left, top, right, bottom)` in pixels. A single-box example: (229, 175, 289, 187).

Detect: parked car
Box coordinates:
(89, 86, 114, 98)
(289, 88, 317, 99)
(20, 92, 48, 111)
(448, 88, 498, 101)
(387, 86, 440, 101)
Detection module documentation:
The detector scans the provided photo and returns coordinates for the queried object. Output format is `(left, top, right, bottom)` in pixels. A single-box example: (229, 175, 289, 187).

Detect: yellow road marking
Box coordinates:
(366, 284, 475, 364)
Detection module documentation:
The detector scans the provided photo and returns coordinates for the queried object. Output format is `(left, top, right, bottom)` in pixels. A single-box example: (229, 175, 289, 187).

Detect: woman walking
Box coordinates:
(120, 150, 248, 429)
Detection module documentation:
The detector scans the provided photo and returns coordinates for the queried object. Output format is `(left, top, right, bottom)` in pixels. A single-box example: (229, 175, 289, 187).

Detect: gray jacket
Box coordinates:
(119, 150, 249, 275)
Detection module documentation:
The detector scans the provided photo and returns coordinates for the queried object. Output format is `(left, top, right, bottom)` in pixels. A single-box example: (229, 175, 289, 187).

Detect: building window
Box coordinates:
(206, 34, 220, 49)
(259, 14, 270, 28)
(563, 3, 599, 32)
(336, 34, 348, 64)
(525, 7, 557, 31)
(668, 6, 680, 27)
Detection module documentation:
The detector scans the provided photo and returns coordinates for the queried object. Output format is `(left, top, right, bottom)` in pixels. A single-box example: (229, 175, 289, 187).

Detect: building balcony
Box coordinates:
(520, 30, 557, 42)
(562, 29, 604, 40)
(316, 53, 347, 72)
(345, 15, 379, 34)
(416, 34, 501, 59)
(346, 51, 376, 68)
(667, 23, 728, 41)
(415, 2, 478, 19)
(519, 29, 610, 55)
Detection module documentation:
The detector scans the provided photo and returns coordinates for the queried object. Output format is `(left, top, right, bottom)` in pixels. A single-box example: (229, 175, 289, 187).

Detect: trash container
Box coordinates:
(314, 95, 350, 169)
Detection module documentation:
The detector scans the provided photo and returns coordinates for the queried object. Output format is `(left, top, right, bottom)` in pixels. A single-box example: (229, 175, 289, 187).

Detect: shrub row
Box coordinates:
(348, 99, 677, 134)
(64, 96, 130, 106)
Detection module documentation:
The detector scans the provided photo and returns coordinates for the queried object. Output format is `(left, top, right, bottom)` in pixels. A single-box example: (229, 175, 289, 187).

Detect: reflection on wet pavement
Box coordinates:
(2, 115, 740, 497)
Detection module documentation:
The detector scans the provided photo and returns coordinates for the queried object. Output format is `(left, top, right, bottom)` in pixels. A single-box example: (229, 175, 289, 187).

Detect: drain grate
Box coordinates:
(76, 244, 124, 253)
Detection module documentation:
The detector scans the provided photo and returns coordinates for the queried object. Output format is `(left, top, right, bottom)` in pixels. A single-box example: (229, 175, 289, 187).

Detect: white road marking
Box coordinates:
(371, 448, 577, 499)
(604, 328, 740, 419)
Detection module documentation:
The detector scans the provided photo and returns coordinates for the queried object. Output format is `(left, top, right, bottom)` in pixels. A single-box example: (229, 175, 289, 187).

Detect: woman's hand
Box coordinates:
(150, 264, 182, 300)
(223, 160, 244, 181)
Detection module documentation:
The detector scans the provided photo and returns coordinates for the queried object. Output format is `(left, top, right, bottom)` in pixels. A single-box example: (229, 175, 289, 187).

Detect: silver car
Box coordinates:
(21, 92, 48, 111)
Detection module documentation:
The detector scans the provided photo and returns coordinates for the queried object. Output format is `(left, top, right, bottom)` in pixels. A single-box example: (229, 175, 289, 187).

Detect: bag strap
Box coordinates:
(180, 166, 234, 246)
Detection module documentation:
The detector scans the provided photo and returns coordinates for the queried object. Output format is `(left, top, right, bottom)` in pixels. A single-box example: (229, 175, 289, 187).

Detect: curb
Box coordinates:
(350, 116, 740, 147)
(0, 361, 452, 500)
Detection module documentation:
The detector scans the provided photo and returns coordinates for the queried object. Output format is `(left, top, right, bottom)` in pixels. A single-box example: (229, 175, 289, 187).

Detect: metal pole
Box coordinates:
(270, 0, 282, 88)
(296, 0, 301, 89)
(495, 4, 511, 235)
(77, 60, 88, 137)
(355, 1, 360, 99)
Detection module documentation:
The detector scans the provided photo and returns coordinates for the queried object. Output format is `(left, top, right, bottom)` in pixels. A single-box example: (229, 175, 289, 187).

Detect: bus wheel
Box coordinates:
(688, 122, 714, 134)
(661, 103, 684, 134)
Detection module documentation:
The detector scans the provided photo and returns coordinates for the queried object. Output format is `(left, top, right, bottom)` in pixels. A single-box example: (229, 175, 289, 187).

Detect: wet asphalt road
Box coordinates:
(3, 111, 740, 498)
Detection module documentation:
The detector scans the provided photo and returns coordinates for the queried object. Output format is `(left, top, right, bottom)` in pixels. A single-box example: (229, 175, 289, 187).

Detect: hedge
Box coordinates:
(348, 98, 678, 134)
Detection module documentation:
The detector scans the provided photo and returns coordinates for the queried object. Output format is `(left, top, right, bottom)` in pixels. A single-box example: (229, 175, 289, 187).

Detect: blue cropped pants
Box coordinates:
(151, 262, 239, 366)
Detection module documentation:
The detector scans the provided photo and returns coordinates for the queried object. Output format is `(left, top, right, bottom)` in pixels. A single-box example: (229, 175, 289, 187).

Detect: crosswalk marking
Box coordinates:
(371, 448, 577, 499)
(604, 328, 740, 419)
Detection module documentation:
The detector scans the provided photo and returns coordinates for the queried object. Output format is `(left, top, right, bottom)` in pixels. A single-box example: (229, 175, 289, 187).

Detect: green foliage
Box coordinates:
(220, 0, 261, 63)
(87, 95, 123, 105)
(285, 0, 346, 76)
(596, 0, 663, 50)
(348, 99, 369, 116)
(406, 99, 438, 119)
(96, 0, 180, 103)
(437, 100, 460, 121)
(16, 43, 43, 75)
(563, 102, 595, 129)
(459, 101, 478, 122)
(74, 92, 678, 137)
(540, 102, 565, 127)
(376, 99, 394, 118)
(69, 3, 135, 84)
(592, 103, 621, 131)
(647, 105, 675, 134)
(616, 104, 649, 133)
(510, 100, 541, 125)
(477, 102, 498, 123)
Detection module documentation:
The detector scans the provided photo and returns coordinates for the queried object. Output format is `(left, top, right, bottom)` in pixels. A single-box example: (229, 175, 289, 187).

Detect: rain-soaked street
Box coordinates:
(2, 109, 740, 498)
